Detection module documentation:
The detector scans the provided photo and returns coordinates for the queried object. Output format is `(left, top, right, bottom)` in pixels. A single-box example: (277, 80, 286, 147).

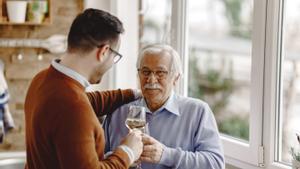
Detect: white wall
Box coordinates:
(84, 0, 139, 91)
(84, 0, 109, 11)
(110, 0, 139, 90)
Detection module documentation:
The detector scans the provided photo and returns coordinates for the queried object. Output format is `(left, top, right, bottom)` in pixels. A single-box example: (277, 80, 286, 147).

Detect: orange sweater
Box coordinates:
(25, 66, 135, 169)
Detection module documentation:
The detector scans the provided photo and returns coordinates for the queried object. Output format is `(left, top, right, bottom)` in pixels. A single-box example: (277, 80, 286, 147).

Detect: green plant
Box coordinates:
(218, 115, 249, 140)
(221, 0, 252, 39)
(188, 50, 250, 140)
(188, 50, 234, 115)
(291, 133, 300, 162)
(291, 147, 300, 162)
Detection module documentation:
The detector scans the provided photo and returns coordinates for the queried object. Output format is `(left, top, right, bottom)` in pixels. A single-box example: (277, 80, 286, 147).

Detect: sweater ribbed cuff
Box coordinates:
(119, 145, 135, 165)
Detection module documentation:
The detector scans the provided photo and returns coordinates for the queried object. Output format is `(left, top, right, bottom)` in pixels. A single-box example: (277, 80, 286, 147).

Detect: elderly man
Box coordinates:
(104, 44, 225, 169)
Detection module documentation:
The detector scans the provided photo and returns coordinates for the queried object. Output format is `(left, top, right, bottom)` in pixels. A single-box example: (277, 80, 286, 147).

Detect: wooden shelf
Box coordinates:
(0, 0, 52, 26)
(0, 18, 51, 26)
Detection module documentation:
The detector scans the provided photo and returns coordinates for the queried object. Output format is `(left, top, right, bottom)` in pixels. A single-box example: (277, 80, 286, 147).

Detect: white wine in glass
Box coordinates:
(125, 106, 146, 132)
(126, 105, 146, 169)
(125, 118, 146, 131)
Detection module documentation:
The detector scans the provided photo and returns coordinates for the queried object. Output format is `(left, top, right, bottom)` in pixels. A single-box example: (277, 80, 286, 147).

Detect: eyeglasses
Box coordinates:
(138, 68, 170, 80)
(94, 43, 123, 64)
(109, 47, 123, 64)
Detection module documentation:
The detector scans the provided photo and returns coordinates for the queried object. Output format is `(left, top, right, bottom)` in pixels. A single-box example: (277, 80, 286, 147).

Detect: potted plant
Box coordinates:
(6, 0, 28, 23)
(291, 133, 300, 169)
(27, 0, 48, 23)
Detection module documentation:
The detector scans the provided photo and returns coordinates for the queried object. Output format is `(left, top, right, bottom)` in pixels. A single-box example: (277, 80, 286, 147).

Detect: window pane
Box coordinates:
(279, 0, 300, 164)
(188, 0, 253, 141)
(139, 0, 172, 46)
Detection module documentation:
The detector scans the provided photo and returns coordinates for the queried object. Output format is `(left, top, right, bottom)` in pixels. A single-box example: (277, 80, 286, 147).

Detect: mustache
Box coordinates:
(143, 83, 162, 90)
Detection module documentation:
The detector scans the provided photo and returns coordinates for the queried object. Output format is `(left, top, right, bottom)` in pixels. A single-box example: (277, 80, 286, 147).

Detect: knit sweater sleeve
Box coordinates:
(53, 98, 131, 169)
(86, 89, 135, 116)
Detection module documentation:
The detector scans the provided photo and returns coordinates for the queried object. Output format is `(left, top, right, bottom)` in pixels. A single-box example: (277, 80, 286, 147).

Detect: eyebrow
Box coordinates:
(141, 66, 168, 70)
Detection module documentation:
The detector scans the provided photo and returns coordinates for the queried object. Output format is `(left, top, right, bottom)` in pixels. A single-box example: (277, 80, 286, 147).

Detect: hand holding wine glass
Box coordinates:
(120, 129, 143, 163)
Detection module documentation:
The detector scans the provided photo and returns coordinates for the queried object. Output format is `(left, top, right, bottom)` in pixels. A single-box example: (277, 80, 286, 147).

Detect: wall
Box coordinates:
(111, 0, 139, 90)
(85, 0, 140, 90)
(0, 0, 82, 152)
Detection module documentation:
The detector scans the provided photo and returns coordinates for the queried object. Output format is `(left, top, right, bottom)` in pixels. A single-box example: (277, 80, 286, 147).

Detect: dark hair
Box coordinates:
(67, 8, 124, 53)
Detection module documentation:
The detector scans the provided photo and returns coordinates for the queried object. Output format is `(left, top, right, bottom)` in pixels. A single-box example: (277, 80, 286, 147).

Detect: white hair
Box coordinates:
(136, 44, 183, 77)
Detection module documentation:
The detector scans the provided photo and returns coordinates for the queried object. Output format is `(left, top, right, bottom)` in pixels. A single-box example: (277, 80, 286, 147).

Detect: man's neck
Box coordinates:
(145, 97, 169, 112)
(59, 54, 92, 82)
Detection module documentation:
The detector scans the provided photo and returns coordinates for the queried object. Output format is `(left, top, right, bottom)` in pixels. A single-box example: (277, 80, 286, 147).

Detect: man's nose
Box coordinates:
(146, 73, 158, 83)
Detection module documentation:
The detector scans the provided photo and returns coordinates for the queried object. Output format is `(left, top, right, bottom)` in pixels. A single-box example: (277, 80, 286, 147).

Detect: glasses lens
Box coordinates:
(109, 48, 122, 63)
(113, 55, 121, 63)
(138, 69, 169, 80)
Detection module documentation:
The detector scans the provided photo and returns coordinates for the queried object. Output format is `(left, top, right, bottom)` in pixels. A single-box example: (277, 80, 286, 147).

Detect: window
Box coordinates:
(278, 0, 300, 165)
(136, 0, 300, 168)
(139, 0, 172, 47)
(185, 0, 264, 166)
(188, 0, 253, 141)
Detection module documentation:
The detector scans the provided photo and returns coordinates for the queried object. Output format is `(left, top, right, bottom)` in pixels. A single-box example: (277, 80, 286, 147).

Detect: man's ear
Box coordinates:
(173, 74, 181, 86)
(96, 44, 110, 61)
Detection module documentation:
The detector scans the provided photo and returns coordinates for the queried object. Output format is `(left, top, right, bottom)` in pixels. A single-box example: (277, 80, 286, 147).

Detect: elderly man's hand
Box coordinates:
(141, 134, 164, 164)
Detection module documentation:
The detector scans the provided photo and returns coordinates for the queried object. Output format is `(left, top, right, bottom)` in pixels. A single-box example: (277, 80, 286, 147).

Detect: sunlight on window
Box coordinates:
(188, 0, 253, 141)
(139, 0, 172, 47)
(280, 0, 300, 164)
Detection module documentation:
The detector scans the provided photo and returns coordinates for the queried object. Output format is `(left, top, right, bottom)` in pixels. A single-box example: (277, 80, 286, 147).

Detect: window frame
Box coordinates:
(263, 0, 292, 169)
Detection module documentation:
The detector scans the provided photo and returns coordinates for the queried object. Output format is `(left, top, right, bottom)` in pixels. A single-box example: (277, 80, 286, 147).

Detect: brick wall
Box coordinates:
(0, 0, 82, 151)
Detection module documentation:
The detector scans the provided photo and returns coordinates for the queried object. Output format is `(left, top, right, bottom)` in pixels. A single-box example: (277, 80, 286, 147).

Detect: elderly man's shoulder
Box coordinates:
(176, 94, 211, 111)
(176, 94, 208, 106)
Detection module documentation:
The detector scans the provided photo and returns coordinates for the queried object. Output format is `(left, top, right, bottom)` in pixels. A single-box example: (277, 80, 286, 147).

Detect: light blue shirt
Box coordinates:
(103, 92, 225, 169)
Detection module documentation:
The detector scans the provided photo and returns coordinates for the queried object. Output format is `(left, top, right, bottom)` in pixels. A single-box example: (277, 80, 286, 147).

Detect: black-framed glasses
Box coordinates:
(109, 47, 123, 64)
(94, 43, 123, 64)
(137, 68, 170, 80)
(86, 36, 122, 63)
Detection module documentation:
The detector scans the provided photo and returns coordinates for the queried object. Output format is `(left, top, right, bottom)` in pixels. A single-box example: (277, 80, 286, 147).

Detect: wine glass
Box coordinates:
(125, 105, 146, 132)
(125, 105, 146, 169)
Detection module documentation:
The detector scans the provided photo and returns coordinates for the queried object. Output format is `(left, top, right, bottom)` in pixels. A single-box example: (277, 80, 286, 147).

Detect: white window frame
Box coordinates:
(170, 0, 188, 96)
(264, 0, 291, 169)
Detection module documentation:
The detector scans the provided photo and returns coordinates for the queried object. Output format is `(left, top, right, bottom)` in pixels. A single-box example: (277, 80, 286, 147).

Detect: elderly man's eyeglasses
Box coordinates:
(138, 68, 170, 79)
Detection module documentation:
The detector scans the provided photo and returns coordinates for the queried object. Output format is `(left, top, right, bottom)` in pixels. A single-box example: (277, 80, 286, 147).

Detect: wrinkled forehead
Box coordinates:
(140, 52, 172, 70)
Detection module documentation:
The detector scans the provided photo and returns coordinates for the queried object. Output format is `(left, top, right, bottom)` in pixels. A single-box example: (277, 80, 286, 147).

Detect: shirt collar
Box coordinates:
(139, 91, 180, 116)
(51, 59, 91, 89)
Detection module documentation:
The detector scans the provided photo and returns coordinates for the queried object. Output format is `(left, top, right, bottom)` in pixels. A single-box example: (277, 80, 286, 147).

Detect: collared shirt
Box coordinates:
(51, 59, 91, 89)
(104, 92, 225, 169)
